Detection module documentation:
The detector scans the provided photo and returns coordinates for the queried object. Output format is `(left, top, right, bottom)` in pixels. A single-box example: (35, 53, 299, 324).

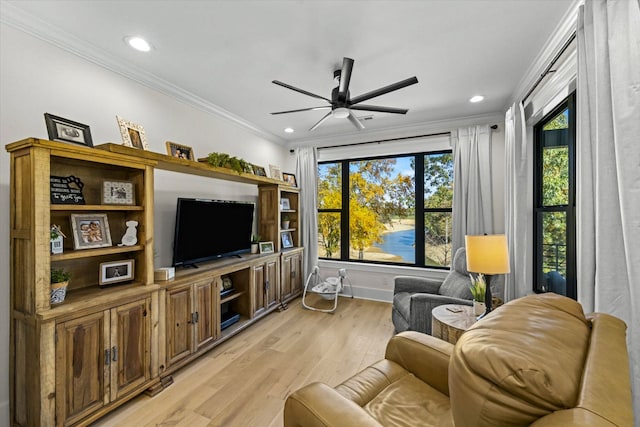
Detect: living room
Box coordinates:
(0, 0, 637, 426)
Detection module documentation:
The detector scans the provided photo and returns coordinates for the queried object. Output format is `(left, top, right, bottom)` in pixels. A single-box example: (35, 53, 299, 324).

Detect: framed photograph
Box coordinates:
(280, 198, 291, 210)
(116, 115, 149, 150)
(99, 259, 135, 286)
(259, 241, 274, 254)
(165, 141, 195, 160)
(252, 164, 267, 176)
(70, 213, 112, 250)
(281, 231, 293, 249)
(269, 164, 283, 181)
(102, 180, 135, 205)
(44, 113, 93, 147)
(282, 173, 297, 187)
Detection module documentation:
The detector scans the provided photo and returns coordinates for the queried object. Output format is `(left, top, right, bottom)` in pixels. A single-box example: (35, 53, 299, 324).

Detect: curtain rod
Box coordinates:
(521, 31, 577, 104)
(312, 125, 498, 152)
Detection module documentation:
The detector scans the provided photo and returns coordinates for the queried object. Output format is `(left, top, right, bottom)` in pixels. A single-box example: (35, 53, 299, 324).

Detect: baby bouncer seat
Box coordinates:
(301, 266, 353, 313)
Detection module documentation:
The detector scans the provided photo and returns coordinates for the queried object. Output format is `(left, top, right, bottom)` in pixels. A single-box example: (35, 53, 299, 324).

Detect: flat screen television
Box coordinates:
(172, 198, 254, 267)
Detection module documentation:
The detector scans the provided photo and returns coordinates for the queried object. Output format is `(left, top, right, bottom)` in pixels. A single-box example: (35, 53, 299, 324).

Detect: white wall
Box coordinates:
(0, 23, 292, 424)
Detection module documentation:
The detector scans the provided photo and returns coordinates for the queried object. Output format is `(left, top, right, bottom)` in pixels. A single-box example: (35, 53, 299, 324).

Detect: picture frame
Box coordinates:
(280, 198, 291, 210)
(165, 141, 195, 160)
(281, 231, 293, 249)
(102, 180, 135, 205)
(44, 113, 93, 147)
(282, 172, 297, 187)
(99, 259, 135, 286)
(116, 115, 149, 150)
(269, 164, 283, 181)
(70, 213, 112, 249)
(259, 241, 274, 254)
(252, 164, 267, 176)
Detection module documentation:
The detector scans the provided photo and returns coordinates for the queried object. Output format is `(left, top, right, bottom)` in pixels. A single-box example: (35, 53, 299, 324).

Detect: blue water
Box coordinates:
(373, 229, 415, 263)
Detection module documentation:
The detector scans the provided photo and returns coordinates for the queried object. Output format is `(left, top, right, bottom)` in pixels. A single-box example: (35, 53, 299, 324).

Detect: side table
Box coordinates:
(431, 304, 477, 344)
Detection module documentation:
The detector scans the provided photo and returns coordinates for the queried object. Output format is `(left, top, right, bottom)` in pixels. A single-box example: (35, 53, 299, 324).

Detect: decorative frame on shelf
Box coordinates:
(280, 198, 291, 210)
(116, 115, 149, 150)
(165, 141, 195, 160)
(252, 164, 267, 176)
(259, 241, 274, 254)
(282, 172, 297, 187)
(44, 113, 93, 147)
(269, 164, 283, 181)
(102, 180, 135, 205)
(70, 213, 112, 250)
(281, 231, 293, 249)
(99, 259, 135, 286)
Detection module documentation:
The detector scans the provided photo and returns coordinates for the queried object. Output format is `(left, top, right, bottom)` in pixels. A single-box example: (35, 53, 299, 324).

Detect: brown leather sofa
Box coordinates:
(284, 293, 633, 426)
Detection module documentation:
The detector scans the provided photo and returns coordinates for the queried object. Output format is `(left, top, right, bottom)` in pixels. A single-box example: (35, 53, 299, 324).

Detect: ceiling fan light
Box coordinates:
(332, 107, 350, 119)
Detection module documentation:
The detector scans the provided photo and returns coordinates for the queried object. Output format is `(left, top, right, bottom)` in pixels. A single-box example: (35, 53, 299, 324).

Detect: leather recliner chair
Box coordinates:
(284, 293, 633, 426)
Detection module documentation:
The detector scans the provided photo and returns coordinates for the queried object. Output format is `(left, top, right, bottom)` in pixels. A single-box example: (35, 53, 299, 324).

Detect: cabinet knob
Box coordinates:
(112, 346, 118, 362)
(105, 349, 111, 366)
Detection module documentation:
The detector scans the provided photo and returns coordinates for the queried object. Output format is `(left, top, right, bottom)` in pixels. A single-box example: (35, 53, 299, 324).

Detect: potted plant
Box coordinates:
(251, 234, 260, 254)
(50, 224, 66, 254)
(281, 214, 290, 230)
(51, 267, 71, 305)
(206, 152, 252, 175)
(469, 273, 486, 316)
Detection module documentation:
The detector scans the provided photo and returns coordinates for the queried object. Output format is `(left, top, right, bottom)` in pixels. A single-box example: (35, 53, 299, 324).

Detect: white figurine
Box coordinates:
(119, 220, 138, 246)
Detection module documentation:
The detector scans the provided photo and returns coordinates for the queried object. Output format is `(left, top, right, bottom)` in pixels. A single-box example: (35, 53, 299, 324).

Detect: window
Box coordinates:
(533, 92, 576, 298)
(317, 151, 453, 268)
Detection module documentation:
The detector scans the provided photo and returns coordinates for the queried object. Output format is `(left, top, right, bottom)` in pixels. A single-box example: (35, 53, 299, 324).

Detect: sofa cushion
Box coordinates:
(449, 293, 590, 426)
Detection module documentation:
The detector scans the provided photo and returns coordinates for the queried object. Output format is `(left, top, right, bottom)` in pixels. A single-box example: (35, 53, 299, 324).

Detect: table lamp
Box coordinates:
(465, 234, 510, 319)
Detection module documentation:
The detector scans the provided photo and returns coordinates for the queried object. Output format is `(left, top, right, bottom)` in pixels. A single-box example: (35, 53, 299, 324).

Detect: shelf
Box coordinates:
(95, 143, 285, 186)
(280, 209, 296, 213)
(51, 244, 144, 261)
(219, 316, 251, 339)
(281, 228, 296, 232)
(51, 204, 144, 211)
(220, 290, 245, 305)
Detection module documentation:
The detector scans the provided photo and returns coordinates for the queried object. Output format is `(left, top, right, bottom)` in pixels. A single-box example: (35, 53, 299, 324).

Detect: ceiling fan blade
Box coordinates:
(338, 57, 354, 101)
(348, 76, 419, 105)
(272, 80, 331, 103)
(347, 111, 365, 130)
(349, 104, 409, 114)
(309, 112, 333, 131)
(271, 106, 331, 115)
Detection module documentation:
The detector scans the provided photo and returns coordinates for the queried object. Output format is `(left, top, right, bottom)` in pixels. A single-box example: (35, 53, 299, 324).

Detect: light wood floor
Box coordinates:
(92, 296, 395, 427)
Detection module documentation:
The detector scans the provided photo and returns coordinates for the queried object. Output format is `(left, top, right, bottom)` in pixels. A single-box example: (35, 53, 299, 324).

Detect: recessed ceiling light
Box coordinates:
(124, 36, 152, 52)
(284, 127, 294, 133)
(469, 95, 485, 103)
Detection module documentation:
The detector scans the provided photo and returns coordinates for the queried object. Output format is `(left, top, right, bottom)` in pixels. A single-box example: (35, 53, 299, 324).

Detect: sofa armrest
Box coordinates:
(284, 382, 383, 427)
(384, 331, 453, 396)
(394, 275, 442, 295)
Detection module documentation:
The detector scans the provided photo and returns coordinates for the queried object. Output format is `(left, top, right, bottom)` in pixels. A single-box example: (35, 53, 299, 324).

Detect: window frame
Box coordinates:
(317, 149, 453, 269)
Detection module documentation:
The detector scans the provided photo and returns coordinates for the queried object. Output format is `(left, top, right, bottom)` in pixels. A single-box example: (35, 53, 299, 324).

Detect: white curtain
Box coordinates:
(577, 0, 640, 420)
(504, 103, 530, 302)
(451, 125, 494, 255)
(295, 146, 319, 279)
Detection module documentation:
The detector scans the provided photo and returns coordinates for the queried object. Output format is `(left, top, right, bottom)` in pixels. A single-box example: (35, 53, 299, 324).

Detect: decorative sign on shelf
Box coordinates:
(50, 175, 85, 204)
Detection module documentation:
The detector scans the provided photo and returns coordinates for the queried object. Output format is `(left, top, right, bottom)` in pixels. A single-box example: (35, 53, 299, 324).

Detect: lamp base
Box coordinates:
(477, 275, 493, 320)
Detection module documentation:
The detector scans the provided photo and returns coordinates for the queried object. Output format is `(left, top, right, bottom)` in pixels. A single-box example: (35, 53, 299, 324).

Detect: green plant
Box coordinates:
(468, 273, 486, 301)
(50, 224, 66, 240)
(51, 268, 71, 284)
(206, 152, 252, 175)
(282, 214, 290, 221)
(251, 234, 261, 243)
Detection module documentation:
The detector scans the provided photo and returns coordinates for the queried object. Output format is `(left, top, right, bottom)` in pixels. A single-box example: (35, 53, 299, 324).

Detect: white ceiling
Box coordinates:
(2, 0, 574, 144)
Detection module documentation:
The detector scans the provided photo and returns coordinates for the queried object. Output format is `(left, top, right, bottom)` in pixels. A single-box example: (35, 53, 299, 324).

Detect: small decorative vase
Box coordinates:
(473, 300, 486, 316)
(50, 280, 69, 305)
(281, 221, 290, 229)
(251, 243, 259, 254)
(50, 236, 63, 254)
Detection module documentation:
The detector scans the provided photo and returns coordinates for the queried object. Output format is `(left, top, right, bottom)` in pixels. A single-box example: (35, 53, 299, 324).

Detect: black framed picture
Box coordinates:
(44, 113, 93, 147)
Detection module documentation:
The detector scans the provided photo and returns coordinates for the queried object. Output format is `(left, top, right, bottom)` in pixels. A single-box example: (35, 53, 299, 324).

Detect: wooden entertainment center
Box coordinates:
(6, 138, 304, 426)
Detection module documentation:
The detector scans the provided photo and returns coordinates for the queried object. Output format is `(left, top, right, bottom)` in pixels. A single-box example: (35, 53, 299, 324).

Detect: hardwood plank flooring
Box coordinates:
(91, 296, 395, 427)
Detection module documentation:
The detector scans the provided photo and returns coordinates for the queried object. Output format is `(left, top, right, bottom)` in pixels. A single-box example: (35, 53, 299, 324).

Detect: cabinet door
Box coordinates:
(265, 259, 279, 309)
(290, 252, 303, 294)
(253, 264, 266, 316)
(56, 311, 110, 426)
(166, 285, 193, 366)
(281, 254, 293, 301)
(194, 280, 216, 351)
(110, 298, 151, 401)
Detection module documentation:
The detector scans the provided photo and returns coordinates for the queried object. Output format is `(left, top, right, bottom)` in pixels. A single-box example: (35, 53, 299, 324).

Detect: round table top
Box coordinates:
(431, 304, 477, 332)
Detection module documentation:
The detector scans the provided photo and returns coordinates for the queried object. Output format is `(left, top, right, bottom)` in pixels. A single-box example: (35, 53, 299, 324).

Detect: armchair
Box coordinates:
(392, 247, 474, 334)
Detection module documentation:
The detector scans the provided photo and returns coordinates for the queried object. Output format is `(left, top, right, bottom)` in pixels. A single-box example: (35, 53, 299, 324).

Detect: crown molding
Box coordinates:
(508, 0, 582, 108)
(0, 3, 285, 145)
(289, 112, 504, 149)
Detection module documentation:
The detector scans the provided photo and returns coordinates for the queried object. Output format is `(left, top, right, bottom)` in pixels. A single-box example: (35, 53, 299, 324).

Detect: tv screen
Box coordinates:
(172, 198, 254, 267)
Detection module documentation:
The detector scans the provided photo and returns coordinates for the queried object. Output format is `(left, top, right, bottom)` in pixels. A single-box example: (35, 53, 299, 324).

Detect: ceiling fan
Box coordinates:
(271, 57, 418, 131)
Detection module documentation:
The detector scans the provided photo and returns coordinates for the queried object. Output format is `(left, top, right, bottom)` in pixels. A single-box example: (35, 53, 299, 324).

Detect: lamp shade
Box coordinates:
(465, 234, 510, 275)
